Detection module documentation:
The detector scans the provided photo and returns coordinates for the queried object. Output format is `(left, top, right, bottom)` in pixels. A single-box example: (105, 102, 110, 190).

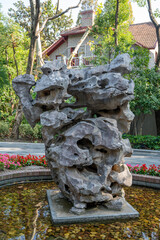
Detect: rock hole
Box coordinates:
(101, 187, 106, 191)
(95, 148, 107, 154)
(44, 90, 50, 96)
(42, 105, 47, 111)
(77, 138, 93, 150)
(85, 163, 98, 174)
(64, 184, 70, 193)
(99, 107, 121, 115)
(97, 78, 109, 89)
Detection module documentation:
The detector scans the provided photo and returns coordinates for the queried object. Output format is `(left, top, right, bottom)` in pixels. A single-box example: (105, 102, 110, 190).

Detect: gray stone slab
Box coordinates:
(47, 190, 139, 225)
(0, 176, 52, 188)
(133, 180, 160, 189)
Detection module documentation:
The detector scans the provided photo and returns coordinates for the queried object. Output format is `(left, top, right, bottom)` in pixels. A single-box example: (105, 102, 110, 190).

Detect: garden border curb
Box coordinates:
(133, 149, 160, 154)
(0, 167, 160, 189)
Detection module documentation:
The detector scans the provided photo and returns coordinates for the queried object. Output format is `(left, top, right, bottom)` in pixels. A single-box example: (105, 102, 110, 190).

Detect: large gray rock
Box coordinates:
(12, 53, 134, 214)
(12, 74, 43, 127)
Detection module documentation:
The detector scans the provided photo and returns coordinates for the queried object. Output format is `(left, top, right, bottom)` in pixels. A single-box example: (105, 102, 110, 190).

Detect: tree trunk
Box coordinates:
(36, 22, 44, 68)
(67, 28, 91, 68)
(11, 34, 19, 76)
(133, 119, 138, 136)
(26, 0, 40, 74)
(138, 114, 145, 135)
(11, 103, 23, 139)
(155, 26, 160, 67)
(146, 0, 160, 68)
(11, 34, 23, 139)
(114, 0, 119, 46)
(26, 35, 37, 74)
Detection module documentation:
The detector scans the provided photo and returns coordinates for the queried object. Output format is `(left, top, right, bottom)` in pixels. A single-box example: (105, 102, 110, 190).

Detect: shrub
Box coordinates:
(33, 124, 42, 139)
(19, 123, 42, 140)
(123, 134, 160, 150)
(0, 162, 4, 171)
(19, 124, 34, 139)
(0, 121, 10, 138)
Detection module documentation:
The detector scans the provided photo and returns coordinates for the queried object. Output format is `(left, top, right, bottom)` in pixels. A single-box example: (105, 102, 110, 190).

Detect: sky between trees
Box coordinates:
(1, 0, 160, 25)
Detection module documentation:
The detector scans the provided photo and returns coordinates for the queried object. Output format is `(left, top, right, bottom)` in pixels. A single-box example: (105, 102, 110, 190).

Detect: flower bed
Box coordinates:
(127, 163, 160, 177)
(0, 153, 47, 170)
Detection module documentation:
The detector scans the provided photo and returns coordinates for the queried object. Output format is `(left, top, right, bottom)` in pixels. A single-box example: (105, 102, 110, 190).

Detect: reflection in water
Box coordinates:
(0, 182, 159, 239)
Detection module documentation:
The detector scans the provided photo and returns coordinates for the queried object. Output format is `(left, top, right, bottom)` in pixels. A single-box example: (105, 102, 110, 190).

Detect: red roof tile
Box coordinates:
(129, 22, 158, 49)
(61, 26, 89, 36)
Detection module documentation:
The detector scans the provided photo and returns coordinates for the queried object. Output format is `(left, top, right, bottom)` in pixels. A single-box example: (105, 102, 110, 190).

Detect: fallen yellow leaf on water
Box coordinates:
(64, 233, 70, 238)
(8, 230, 16, 235)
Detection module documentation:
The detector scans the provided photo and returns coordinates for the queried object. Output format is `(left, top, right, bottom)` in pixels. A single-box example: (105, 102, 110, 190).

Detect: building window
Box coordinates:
(56, 55, 62, 61)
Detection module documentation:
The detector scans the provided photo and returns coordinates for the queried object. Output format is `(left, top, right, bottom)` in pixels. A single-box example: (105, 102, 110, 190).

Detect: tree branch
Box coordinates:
(146, 0, 158, 27)
(67, 27, 91, 68)
(56, 0, 59, 14)
(37, 0, 82, 35)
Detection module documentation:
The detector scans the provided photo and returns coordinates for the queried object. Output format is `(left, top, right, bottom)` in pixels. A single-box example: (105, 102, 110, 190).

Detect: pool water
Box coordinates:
(0, 181, 159, 240)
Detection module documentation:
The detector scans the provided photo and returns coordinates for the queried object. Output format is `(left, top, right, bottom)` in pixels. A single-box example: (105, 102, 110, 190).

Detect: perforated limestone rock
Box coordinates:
(13, 53, 134, 214)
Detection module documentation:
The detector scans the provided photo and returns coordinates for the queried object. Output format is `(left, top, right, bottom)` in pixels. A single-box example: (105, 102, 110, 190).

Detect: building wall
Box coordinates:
(149, 43, 158, 68)
(49, 41, 68, 60)
(149, 49, 156, 69)
(49, 34, 96, 60)
(68, 34, 96, 57)
(81, 10, 95, 27)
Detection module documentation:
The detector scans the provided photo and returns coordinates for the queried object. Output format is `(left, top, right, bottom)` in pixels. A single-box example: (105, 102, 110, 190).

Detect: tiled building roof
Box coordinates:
(61, 25, 88, 36)
(129, 22, 157, 49)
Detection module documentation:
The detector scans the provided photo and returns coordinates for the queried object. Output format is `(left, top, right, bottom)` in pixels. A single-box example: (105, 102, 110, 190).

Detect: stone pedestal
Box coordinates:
(47, 190, 139, 225)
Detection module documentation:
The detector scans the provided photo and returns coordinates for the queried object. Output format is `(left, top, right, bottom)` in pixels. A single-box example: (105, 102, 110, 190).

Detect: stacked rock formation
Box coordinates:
(13, 53, 134, 215)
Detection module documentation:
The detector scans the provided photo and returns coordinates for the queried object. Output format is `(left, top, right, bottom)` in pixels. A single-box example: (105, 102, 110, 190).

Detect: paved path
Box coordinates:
(0, 142, 45, 156)
(0, 142, 160, 167)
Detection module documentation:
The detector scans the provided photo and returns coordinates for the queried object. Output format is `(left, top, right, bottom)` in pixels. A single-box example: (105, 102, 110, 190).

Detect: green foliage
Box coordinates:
(19, 124, 34, 139)
(0, 64, 8, 88)
(0, 121, 10, 138)
(33, 124, 42, 139)
(0, 8, 29, 127)
(123, 134, 160, 150)
(91, 0, 134, 64)
(129, 47, 160, 116)
(0, 162, 4, 171)
(0, 86, 18, 125)
(19, 124, 42, 140)
(0, 17, 29, 79)
(64, 96, 76, 104)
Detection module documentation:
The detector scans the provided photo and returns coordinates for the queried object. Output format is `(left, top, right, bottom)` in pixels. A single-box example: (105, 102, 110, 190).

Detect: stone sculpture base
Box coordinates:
(47, 190, 139, 225)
